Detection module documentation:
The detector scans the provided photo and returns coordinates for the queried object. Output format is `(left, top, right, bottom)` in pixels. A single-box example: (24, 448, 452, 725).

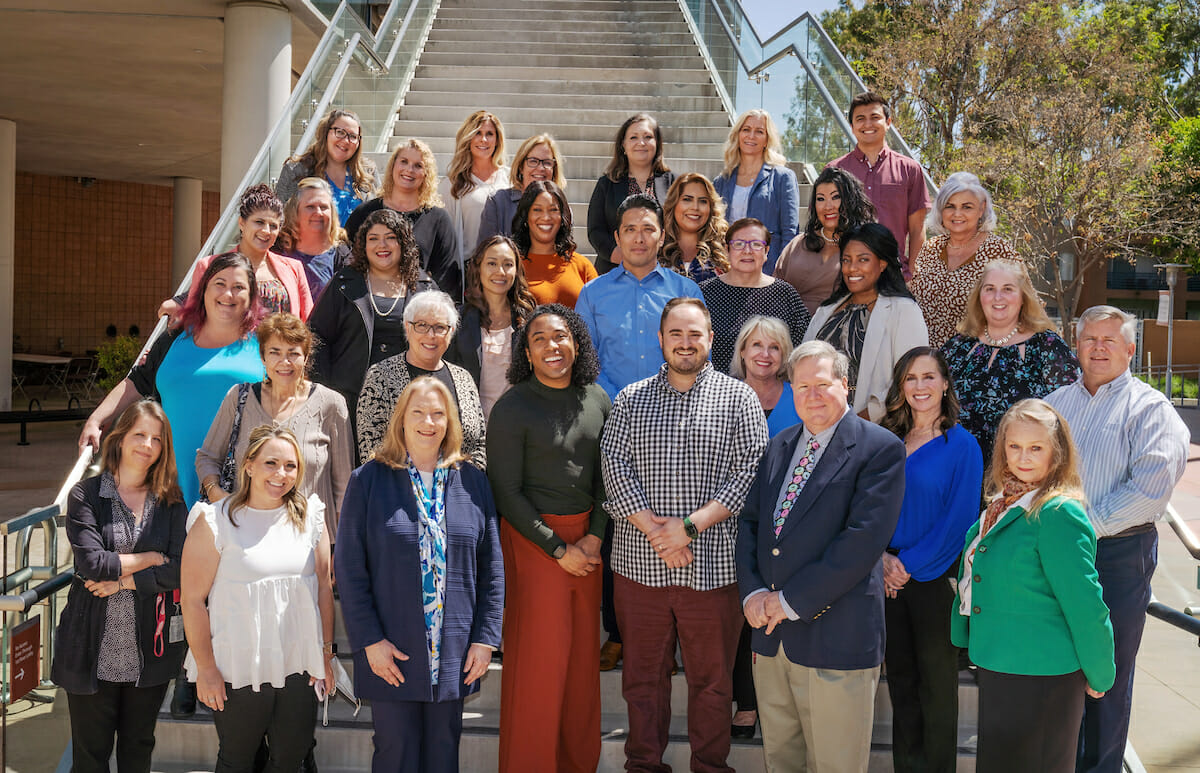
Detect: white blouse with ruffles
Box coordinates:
(185, 494, 326, 691)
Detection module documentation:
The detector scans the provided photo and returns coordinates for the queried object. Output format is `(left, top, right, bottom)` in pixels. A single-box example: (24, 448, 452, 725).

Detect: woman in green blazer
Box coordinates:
(952, 399, 1114, 773)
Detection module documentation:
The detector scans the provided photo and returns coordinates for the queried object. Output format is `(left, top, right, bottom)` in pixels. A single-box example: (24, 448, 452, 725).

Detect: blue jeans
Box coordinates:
(1077, 528, 1157, 773)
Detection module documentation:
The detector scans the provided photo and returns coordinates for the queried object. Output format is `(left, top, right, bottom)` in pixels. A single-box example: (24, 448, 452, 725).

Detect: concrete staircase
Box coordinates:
(392, 0, 733, 255)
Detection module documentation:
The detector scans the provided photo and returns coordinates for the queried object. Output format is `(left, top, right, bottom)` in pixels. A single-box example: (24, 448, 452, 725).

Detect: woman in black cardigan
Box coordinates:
(52, 399, 188, 773)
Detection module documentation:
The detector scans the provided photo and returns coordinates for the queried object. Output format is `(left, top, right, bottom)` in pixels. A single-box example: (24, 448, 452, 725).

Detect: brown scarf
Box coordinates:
(981, 470, 1039, 536)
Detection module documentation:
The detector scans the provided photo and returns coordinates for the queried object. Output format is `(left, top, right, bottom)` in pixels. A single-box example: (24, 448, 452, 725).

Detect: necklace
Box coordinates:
(983, 324, 1021, 346)
(367, 274, 404, 317)
(821, 228, 838, 244)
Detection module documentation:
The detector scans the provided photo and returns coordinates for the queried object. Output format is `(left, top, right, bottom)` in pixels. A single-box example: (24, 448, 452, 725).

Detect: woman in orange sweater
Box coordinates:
(512, 180, 597, 308)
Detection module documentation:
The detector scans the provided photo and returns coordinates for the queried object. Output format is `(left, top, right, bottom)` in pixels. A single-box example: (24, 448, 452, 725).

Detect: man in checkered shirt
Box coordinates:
(601, 297, 769, 773)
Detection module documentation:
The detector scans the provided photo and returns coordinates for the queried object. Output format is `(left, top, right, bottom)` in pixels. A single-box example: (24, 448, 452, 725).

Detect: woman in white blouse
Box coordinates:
(181, 425, 334, 772)
(437, 110, 510, 271)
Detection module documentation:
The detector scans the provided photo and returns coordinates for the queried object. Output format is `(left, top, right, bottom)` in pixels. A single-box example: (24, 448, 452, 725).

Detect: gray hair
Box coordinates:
(1076, 305, 1137, 347)
(402, 290, 460, 337)
(928, 171, 998, 234)
(730, 316, 792, 380)
(788, 340, 850, 381)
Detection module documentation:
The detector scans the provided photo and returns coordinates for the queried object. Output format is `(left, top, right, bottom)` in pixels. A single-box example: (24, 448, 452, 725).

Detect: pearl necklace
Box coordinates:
(821, 228, 838, 244)
(367, 274, 404, 317)
(983, 324, 1021, 347)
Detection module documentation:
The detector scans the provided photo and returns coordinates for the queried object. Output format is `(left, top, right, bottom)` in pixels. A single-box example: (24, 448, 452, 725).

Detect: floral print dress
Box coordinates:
(941, 330, 1080, 466)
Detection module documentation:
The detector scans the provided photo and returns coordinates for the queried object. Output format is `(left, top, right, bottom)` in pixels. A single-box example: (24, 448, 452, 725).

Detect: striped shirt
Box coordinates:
(1045, 371, 1189, 537)
(601, 363, 769, 590)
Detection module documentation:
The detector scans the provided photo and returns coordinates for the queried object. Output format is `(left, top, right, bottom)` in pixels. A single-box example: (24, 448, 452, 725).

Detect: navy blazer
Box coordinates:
(334, 460, 504, 703)
(713, 164, 800, 274)
(736, 413, 905, 670)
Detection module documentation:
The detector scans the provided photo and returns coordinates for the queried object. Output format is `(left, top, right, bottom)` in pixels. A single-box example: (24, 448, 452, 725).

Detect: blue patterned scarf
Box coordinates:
(407, 457, 449, 684)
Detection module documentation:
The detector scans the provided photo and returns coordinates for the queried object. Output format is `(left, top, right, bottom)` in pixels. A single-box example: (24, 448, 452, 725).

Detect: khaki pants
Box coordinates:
(753, 651, 880, 773)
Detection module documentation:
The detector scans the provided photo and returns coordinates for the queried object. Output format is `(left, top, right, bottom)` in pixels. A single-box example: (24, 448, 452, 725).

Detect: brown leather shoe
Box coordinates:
(599, 640, 622, 671)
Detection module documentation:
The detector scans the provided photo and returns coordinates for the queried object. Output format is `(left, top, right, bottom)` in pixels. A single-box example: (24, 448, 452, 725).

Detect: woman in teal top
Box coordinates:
(953, 398, 1114, 773)
(81, 252, 266, 506)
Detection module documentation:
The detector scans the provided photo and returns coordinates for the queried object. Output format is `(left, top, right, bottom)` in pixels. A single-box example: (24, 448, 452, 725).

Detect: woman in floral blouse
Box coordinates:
(941, 259, 1079, 468)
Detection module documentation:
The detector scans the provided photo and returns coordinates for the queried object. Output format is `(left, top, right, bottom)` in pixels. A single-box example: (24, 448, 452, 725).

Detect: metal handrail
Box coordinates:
(1165, 505, 1200, 561)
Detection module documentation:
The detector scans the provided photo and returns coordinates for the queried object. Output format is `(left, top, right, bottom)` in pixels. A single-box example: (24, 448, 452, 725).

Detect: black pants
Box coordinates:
(977, 668, 1085, 773)
(600, 518, 620, 644)
(731, 620, 757, 712)
(371, 698, 464, 773)
(211, 672, 317, 773)
(884, 570, 960, 773)
(67, 680, 170, 773)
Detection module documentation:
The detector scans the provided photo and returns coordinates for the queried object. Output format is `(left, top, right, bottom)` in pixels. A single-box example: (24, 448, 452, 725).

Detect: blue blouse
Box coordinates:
(889, 424, 984, 581)
(765, 382, 800, 438)
(329, 170, 365, 227)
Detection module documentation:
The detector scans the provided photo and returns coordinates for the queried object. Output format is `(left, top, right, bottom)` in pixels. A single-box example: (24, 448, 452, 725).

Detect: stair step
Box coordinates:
(437, 0, 678, 9)
(394, 104, 729, 128)
(410, 136, 724, 161)
(422, 39, 703, 57)
(399, 95, 728, 120)
(425, 28, 698, 46)
(417, 51, 703, 69)
(393, 118, 729, 144)
(433, 8, 688, 23)
(405, 76, 718, 98)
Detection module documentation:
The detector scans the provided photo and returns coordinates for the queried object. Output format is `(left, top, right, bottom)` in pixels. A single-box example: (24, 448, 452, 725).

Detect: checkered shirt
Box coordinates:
(601, 363, 769, 590)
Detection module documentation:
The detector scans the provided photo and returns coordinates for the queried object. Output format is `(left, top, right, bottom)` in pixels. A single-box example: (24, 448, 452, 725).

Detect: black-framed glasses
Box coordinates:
(524, 157, 555, 170)
(729, 239, 768, 253)
(408, 321, 452, 336)
(329, 126, 361, 144)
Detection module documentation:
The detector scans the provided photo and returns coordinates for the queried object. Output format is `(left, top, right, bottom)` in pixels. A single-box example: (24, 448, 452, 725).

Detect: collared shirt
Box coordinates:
(601, 363, 769, 590)
(1045, 370, 1190, 537)
(576, 265, 705, 399)
(830, 145, 931, 272)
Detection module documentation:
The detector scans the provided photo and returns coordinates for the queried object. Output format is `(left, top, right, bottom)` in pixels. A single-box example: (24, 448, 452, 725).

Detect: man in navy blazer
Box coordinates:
(737, 340, 905, 772)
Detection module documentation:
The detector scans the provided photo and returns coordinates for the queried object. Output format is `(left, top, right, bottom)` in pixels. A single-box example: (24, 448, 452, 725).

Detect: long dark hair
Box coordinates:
(880, 346, 960, 440)
(512, 180, 577, 261)
(507, 304, 600, 387)
(802, 167, 875, 252)
(178, 251, 262, 336)
(350, 208, 421, 289)
(820, 222, 913, 306)
(463, 235, 537, 328)
(605, 113, 670, 182)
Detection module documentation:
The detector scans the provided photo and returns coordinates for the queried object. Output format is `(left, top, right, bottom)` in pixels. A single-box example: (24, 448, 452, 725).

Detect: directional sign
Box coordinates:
(9, 616, 39, 703)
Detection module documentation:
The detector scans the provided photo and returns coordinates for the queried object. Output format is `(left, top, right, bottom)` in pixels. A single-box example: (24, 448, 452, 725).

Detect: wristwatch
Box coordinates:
(552, 544, 568, 559)
(682, 516, 699, 541)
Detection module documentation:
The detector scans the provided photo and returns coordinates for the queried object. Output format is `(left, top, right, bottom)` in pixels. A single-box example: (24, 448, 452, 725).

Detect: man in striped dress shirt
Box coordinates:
(601, 297, 768, 773)
(1046, 305, 1190, 773)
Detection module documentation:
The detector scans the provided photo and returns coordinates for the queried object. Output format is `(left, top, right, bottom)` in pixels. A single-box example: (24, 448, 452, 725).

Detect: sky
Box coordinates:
(741, 0, 840, 39)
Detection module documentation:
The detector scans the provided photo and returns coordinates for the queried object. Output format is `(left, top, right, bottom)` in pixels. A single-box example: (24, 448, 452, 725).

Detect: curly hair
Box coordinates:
(721, 109, 787, 176)
(289, 109, 376, 197)
(279, 177, 346, 253)
(350, 208, 421, 289)
(801, 167, 875, 252)
(512, 180, 577, 261)
(256, 312, 314, 377)
(178, 251, 262, 337)
(507, 304, 601, 387)
(661, 173, 730, 275)
(447, 111, 507, 199)
(819, 222, 914, 306)
(463, 235, 537, 327)
(605, 113, 670, 182)
(880, 346, 960, 440)
(238, 183, 283, 219)
(381, 138, 443, 209)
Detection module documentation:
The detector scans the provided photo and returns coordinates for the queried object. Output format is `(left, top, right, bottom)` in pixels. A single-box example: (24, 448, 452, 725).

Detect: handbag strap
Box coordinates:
(223, 383, 251, 467)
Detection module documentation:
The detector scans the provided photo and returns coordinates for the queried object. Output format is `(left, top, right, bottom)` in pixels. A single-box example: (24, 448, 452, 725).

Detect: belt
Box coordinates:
(1099, 522, 1156, 540)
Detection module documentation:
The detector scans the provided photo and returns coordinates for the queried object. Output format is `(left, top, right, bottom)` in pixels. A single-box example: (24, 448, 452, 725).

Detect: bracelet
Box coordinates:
(202, 480, 216, 494)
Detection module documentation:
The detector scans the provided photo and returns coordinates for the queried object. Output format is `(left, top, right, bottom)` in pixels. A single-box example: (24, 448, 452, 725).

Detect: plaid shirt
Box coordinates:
(601, 363, 769, 590)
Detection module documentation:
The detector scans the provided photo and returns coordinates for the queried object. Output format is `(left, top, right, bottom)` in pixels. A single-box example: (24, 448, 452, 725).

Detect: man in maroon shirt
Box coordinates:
(830, 92, 931, 280)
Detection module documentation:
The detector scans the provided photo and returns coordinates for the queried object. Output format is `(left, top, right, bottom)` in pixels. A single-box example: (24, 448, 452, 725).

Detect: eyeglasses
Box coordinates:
(409, 321, 452, 336)
(329, 126, 361, 144)
(524, 157, 556, 170)
(729, 239, 768, 253)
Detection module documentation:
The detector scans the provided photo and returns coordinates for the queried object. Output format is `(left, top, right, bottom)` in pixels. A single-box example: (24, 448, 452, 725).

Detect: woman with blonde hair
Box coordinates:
(182, 425, 334, 773)
(276, 109, 379, 226)
(713, 109, 799, 273)
(588, 113, 675, 274)
(479, 133, 567, 244)
(344, 138, 461, 300)
(336, 378, 503, 772)
(660, 172, 729, 283)
(438, 111, 510, 272)
(941, 259, 1078, 467)
(277, 177, 351, 299)
(953, 398, 1113, 773)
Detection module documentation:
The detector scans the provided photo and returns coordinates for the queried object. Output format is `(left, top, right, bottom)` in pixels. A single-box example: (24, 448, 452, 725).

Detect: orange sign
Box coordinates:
(9, 616, 39, 703)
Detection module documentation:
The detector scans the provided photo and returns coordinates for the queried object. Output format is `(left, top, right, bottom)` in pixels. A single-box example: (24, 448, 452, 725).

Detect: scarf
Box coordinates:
(981, 470, 1039, 536)
(407, 457, 449, 684)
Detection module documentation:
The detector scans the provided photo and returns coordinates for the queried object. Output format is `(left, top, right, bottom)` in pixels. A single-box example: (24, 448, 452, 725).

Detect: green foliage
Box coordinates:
(95, 336, 142, 393)
(1136, 372, 1200, 400)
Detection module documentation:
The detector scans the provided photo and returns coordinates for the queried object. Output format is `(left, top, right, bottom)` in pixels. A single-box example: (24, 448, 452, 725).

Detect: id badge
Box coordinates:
(169, 609, 185, 643)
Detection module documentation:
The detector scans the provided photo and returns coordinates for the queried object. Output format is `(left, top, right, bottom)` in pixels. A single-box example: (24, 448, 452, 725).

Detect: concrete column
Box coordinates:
(0, 119, 14, 412)
(171, 177, 204, 291)
(220, 0, 291, 209)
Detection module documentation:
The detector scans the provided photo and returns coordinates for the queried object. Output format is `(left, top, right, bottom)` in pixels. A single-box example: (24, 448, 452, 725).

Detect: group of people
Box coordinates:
(53, 91, 1190, 773)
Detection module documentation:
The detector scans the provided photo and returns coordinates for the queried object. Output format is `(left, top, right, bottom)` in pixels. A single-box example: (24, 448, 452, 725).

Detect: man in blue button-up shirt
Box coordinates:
(576, 194, 705, 400)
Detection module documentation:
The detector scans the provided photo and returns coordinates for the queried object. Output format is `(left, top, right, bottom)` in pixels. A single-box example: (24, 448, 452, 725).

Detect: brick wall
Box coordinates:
(12, 173, 220, 355)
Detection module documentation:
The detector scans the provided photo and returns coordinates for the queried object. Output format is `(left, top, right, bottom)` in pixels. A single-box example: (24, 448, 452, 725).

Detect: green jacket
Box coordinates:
(952, 494, 1115, 692)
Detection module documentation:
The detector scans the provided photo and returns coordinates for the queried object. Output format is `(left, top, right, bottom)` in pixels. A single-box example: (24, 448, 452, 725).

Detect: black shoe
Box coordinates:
(170, 679, 196, 718)
(731, 722, 757, 739)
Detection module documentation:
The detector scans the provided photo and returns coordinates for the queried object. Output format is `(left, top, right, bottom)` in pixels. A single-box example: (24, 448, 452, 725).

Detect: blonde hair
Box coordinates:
(510, 134, 567, 191)
(729, 316, 792, 379)
(280, 177, 346, 252)
(373, 378, 468, 469)
(958, 259, 1054, 338)
(227, 425, 307, 531)
(722, 109, 787, 176)
(988, 399, 1085, 515)
(381, 138, 443, 209)
(447, 111, 507, 199)
(661, 173, 730, 274)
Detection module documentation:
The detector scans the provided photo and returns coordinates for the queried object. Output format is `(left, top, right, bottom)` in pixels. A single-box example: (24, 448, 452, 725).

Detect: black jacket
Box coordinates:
(445, 305, 520, 385)
(52, 475, 187, 694)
